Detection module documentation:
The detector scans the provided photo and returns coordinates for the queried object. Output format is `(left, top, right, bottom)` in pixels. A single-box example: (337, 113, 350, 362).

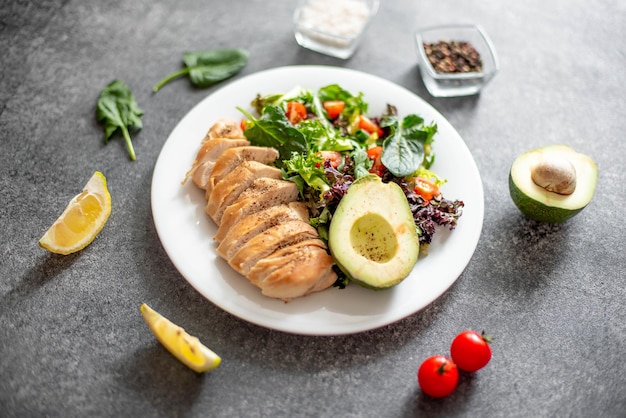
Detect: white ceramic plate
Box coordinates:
(151, 65, 483, 336)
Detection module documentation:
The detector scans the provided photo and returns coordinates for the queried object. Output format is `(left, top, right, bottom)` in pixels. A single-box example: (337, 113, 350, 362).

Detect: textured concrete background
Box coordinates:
(1, 0, 625, 417)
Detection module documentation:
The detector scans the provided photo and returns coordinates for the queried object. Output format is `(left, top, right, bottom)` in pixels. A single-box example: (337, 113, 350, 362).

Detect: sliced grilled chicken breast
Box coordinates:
(205, 118, 244, 140)
(253, 245, 337, 301)
(186, 118, 338, 301)
(216, 202, 309, 260)
(214, 178, 299, 241)
(205, 146, 280, 196)
(206, 161, 283, 224)
(185, 138, 250, 189)
(228, 220, 319, 276)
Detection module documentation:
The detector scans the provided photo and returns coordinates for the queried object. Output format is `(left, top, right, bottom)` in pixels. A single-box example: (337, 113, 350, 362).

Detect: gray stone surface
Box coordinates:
(1, 0, 625, 417)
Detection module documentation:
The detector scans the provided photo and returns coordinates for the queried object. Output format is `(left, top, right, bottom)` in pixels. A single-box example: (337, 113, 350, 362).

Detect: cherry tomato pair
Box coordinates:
(417, 330, 492, 398)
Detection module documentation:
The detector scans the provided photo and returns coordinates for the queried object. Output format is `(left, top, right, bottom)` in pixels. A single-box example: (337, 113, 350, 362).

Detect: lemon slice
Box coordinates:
(140, 303, 221, 373)
(39, 171, 111, 255)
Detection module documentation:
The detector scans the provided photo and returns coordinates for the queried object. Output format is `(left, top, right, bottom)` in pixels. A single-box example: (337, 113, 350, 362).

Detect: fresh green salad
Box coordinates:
(237, 84, 464, 257)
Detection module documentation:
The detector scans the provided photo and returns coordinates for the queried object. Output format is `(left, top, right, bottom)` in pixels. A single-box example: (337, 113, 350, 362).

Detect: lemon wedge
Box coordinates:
(39, 171, 111, 255)
(140, 303, 221, 373)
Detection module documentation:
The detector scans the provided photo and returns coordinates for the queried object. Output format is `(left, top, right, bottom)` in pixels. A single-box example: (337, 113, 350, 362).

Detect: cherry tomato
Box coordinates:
(417, 355, 459, 398)
(316, 151, 342, 169)
(413, 177, 440, 201)
(322, 100, 345, 119)
(450, 330, 492, 372)
(366, 146, 385, 177)
(286, 101, 307, 125)
(358, 115, 384, 137)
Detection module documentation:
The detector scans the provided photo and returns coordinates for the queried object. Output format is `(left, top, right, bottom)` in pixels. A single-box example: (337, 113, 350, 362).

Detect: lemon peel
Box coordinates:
(39, 171, 111, 255)
(140, 303, 221, 373)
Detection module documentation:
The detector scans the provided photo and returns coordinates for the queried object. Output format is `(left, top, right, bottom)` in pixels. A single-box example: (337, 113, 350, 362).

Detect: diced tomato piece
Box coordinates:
(286, 101, 307, 125)
(366, 146, 383, 160)
(322, 100, 345, 119)
(366, 146, 385, 177)
(358, 115, 384, 137)
(414, 177, 440, 201)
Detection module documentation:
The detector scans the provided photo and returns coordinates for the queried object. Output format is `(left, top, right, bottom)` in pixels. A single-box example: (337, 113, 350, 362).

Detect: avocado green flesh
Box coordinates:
(509, 145, 597, 223)
(328, 174, 419, 289)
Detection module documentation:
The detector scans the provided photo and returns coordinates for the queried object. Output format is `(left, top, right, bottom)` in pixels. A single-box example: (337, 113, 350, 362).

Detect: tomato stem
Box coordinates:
(437, 361, 448, 375)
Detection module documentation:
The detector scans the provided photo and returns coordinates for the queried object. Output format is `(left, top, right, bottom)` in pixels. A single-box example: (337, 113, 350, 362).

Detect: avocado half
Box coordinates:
(509, 144, 598, 223)
(328, 174, 420, 289)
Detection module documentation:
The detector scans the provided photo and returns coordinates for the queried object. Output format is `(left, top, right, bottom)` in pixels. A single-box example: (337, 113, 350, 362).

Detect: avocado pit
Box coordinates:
(509, 144, 598, 223)
(530, 155, 577, 195)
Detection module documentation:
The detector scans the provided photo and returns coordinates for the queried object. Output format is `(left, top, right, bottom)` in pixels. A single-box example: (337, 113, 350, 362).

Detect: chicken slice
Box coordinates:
(206, 161, 283, 224)
(216, 202, 309, 260)
(246, 239, 328, 287)
(205, 118, 245, 140)
(185, 138, 250, 189)
(253, 245, 337, 301)
(228, 220, 319, 276)
(206, 146, 280, 196)
(214, 178, 299, 241)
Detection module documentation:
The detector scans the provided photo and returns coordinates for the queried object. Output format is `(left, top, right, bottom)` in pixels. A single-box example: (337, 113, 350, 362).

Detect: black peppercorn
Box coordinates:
(423, 40, 483, 73)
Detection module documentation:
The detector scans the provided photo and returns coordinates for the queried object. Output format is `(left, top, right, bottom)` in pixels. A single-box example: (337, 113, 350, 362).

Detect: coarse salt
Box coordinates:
(298, 0, 371, 46)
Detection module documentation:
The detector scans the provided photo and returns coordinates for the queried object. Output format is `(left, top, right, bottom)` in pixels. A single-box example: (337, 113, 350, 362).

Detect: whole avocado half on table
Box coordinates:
(509, 144, 598, 223)
(328, 174, 420, 289)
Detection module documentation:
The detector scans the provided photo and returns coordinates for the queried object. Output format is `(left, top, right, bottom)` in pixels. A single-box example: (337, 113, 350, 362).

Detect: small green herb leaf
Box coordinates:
(153, 48, 248, 92)
(96, 80, 144, 161)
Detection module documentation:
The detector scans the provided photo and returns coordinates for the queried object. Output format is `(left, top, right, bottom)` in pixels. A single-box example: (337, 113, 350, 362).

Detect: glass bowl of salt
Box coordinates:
(293, 0, 379, 59)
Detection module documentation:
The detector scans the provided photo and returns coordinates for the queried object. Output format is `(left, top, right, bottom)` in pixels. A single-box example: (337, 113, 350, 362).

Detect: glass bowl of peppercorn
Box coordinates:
(415, 24, 499, 97)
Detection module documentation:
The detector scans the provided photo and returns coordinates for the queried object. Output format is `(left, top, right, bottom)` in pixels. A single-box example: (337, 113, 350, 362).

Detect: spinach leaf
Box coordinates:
(96, 80, 144, 161)
(381, 114, 438, 177)
(153, 48, 248, 92)
(237, 105, 307, 167)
